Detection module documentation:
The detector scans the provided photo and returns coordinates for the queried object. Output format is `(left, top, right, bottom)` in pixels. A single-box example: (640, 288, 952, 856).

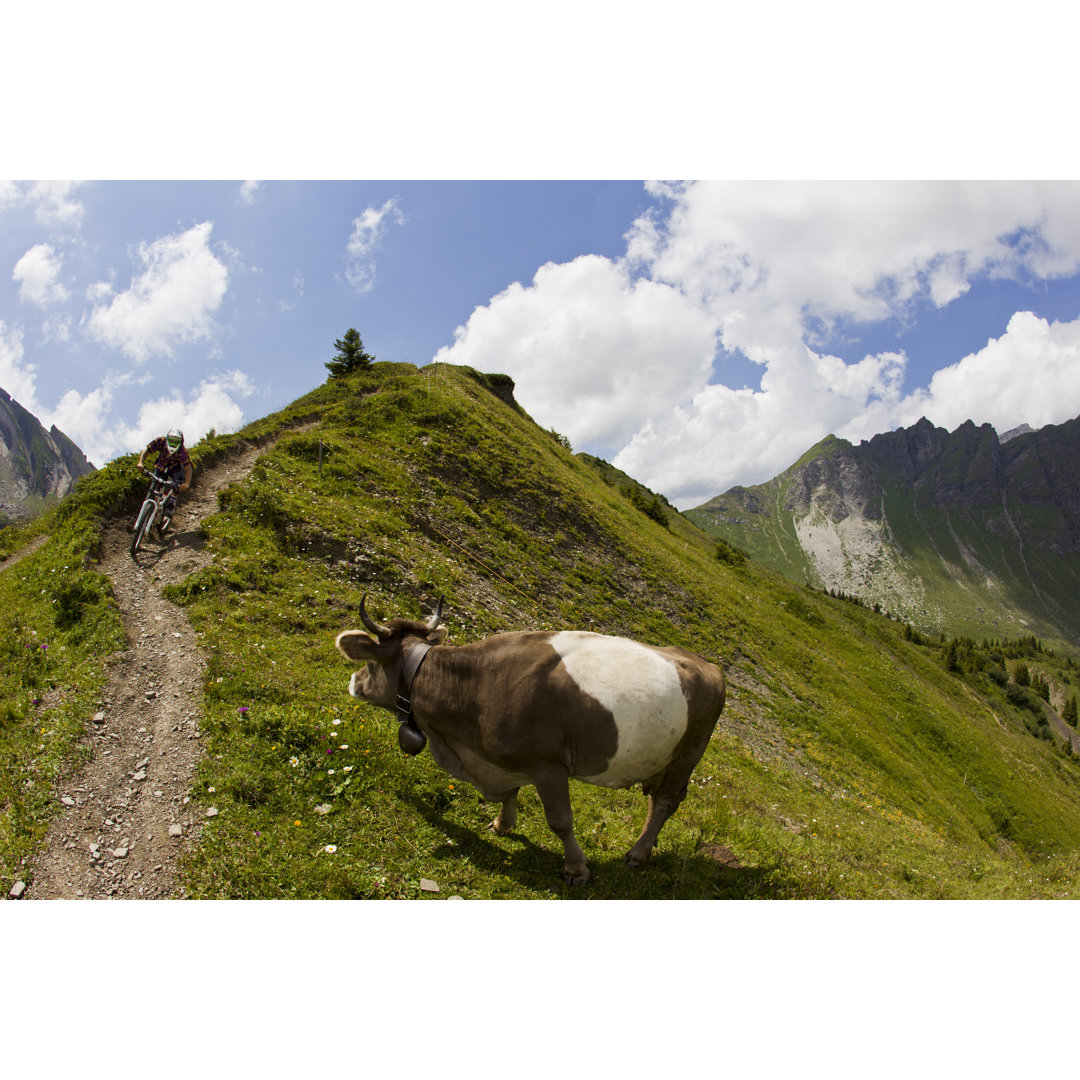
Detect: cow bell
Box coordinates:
(397, 716, 427, 755)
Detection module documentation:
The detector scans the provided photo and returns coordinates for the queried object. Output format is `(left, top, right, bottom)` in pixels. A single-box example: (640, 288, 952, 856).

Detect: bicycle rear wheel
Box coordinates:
(131, 500, 155, 556)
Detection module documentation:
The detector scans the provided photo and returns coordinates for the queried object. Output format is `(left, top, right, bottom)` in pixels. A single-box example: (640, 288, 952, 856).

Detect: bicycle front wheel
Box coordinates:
(131, 500, 155, 556)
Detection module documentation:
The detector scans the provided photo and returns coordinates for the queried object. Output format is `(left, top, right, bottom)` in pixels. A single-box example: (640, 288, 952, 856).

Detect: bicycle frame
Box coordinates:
(130, 467, 179, 557)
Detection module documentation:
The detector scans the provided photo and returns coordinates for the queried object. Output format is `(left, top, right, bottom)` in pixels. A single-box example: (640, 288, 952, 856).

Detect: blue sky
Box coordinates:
(0, 179, 651, 425)
(4, 179, 1080, 510)
(4, 6, 1079, 512)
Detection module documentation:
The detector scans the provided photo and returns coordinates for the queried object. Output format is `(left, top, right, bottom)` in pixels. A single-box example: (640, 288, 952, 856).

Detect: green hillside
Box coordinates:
(4, 362, 1080, 899)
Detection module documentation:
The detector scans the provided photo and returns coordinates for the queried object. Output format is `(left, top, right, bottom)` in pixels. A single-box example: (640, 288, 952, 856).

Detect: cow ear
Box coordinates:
(428, 625, 448, 646)
(336, 630, 379, 662)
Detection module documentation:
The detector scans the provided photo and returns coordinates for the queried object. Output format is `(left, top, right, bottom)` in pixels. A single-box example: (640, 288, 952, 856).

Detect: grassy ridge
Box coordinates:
(162, 364, 1080, 898)
(6, 361, 1080, 898)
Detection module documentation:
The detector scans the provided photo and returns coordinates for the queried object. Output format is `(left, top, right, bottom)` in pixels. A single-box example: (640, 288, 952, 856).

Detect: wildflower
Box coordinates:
(290, 757, 299, 767)
(239, 706, 249, 714)
(294, 820, 302, 827)
(332, 718, 342, 726)
(324, 845, 337, 854)
(343, 766, 354, 772)
(328, 769, 335, 775)
(208, 786, 216, 793)
(340, 744, 348, 750)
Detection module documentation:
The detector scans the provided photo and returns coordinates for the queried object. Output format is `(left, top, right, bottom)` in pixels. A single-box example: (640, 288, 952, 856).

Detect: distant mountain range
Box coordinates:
(686, 415, 1080, 647)
(0, 388, 95, 528)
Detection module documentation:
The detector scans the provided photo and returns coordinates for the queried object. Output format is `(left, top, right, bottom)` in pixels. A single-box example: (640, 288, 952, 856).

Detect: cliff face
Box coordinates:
(687, 415, 1080, 646)
(0, 388, 96, 527)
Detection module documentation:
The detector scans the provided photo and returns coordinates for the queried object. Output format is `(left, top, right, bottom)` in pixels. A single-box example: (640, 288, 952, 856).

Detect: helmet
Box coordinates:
(166, 428, 184, 453)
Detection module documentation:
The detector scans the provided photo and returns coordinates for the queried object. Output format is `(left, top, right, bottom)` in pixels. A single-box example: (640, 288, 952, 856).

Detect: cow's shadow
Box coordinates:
(402, 788, 562, 889)
(401, 789, 778, 899)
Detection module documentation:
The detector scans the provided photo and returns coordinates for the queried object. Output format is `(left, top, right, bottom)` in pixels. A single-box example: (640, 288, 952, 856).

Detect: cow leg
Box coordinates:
(625, 786, 685, 868)
(626, 727, 714, 868)
(532, 769, 589, 886)
(491, 788, 520, 835)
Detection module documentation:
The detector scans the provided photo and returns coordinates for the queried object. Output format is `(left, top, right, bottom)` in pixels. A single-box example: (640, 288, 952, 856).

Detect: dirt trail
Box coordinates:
(24, 441, 266, 899)
(0, 533, 48, 572)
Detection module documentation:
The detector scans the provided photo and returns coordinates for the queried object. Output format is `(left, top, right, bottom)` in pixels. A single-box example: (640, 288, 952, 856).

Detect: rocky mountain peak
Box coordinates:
(0, 387, 95, 527)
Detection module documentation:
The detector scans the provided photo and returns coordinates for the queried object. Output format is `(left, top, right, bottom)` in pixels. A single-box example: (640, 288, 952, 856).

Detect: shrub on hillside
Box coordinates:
(1006, 682, 1042, 714)
(715, 540, 747, 567)
(624, 486, 670, 529)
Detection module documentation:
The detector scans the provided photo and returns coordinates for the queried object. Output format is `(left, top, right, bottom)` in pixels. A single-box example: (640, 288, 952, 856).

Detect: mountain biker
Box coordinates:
(136, 428, 192, 536)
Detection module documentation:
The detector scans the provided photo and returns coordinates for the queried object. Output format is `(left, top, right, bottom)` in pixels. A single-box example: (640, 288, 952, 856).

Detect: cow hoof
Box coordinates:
(491, 818, 513, 836)
(563, 866, 591, 886)
(623, 850, 649, 869)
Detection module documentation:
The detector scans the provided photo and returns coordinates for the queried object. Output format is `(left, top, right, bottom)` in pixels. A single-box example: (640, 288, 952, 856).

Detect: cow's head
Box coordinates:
(335, 596, 447, 709)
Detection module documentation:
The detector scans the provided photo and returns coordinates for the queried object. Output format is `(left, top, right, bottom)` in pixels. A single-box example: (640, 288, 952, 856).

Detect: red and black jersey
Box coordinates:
(146, 436, 191, 480)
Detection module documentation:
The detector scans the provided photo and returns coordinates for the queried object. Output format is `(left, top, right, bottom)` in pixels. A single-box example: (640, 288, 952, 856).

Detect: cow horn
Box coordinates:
(425, 596, 444, 629)
(359, 595, 391, 638)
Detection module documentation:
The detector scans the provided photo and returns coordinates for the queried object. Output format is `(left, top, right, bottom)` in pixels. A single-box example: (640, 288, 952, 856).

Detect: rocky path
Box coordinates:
(23, 441, 266, 899)
(0, 533, 48, 572)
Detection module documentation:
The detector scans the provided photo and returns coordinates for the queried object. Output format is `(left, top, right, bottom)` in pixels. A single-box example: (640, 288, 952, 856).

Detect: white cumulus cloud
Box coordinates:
(41, 312, 73, 343)
(51, 370, 255, 467)
(28, 181, 85, 228)
(893, 312, 1080, 435)
(435, 254, 717, 453)
(436, 180, 1080, 508)
(346, 197, 404, 293)
(123, 370, 255, 451)
(0, 320, 38, 410)
(86, 221, 229, 362)
(0, 181, 85, 229)
(13, 243, 70, 306)
(86, 277, 115, 302)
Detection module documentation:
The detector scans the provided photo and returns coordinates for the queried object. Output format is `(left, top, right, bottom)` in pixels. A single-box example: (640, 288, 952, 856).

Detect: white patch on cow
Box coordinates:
(549, 632, 688, 788)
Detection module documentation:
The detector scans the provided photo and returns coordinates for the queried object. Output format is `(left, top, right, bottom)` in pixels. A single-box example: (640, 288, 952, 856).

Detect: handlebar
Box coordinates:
(140, 465, 180, 490)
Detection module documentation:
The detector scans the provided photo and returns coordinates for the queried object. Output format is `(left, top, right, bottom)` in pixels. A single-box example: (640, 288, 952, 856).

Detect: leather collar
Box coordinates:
(395, 641, 431, 719)
(395, 641, 431, 755)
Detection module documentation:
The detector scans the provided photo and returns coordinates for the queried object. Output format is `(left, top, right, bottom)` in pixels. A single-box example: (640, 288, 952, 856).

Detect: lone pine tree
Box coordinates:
(326, 328, 375, 378)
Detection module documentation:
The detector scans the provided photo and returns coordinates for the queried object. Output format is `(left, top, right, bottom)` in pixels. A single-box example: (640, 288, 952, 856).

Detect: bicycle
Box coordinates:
(131, 466, 180, 557)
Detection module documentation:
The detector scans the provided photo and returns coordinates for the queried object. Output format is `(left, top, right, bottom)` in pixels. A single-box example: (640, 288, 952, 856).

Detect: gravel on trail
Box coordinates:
(21, 442, 266, 900)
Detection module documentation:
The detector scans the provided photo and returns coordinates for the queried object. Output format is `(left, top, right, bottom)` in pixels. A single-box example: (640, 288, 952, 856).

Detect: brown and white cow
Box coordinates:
(335, 598, 725, 885)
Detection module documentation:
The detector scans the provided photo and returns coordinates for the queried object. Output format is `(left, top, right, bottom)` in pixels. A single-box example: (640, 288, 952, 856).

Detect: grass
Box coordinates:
(0, 496, 126, 886)
(6, 360, 1080, 899)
